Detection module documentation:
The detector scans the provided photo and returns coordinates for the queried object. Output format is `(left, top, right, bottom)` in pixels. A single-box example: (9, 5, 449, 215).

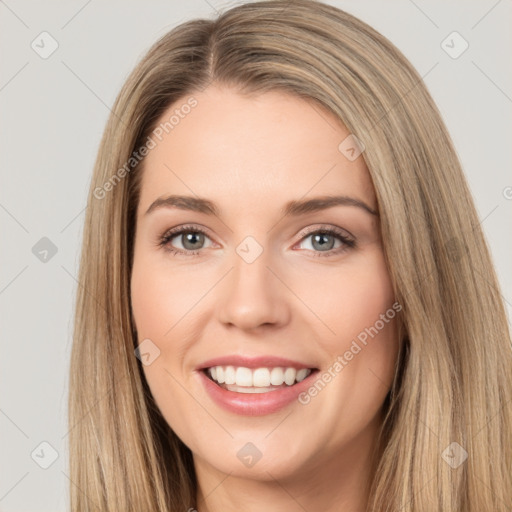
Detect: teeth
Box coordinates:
(253, 368, 270, 387)
(270, 367, 284, 385)
(236, 367, 253, 387)
(206, 366, 313, 388)
(296, 368, 310, 382)
(284, 367, 296, 385)
(224, 366, 236, 385)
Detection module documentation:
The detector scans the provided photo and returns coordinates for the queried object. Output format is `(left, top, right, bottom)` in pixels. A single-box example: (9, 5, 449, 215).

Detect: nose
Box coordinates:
(217, 245, 291, 331)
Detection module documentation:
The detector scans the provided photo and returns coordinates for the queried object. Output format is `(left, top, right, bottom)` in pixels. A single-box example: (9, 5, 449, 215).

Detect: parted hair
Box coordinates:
(69, 1, 512, 510)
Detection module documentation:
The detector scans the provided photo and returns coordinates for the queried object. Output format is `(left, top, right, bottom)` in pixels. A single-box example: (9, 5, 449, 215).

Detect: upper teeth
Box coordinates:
(207, 366, 312, 387)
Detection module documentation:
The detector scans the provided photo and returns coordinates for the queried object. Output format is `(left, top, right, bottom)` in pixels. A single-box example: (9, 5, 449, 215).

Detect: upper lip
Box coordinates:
(197, 355, 318, 371)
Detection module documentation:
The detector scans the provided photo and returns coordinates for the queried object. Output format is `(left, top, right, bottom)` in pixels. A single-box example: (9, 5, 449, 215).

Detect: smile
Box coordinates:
(198, 365, 320, 416)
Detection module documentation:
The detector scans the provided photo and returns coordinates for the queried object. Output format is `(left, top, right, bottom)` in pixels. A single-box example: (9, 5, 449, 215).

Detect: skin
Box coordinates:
(130, 84, 400, 512)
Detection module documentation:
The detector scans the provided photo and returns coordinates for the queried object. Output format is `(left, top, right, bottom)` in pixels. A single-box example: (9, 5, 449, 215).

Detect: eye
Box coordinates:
(295, 226, 356, 257)
(158, 225, 214, 257)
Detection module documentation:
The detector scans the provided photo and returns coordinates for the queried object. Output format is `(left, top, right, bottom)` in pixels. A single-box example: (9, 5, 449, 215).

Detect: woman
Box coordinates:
(68, 1, 512, 510)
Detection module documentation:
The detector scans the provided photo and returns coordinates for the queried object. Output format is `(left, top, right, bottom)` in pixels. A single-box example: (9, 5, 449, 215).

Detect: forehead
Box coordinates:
(137, 85, 376, 217)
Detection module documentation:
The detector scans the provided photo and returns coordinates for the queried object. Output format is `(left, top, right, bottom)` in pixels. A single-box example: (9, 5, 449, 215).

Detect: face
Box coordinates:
(130, 85, 400, 485)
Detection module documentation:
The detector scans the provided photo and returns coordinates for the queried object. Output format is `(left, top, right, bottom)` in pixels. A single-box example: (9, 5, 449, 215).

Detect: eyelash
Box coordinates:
(157, 224, 356, 258)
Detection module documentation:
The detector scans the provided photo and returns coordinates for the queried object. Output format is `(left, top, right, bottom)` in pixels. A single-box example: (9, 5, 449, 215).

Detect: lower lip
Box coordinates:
(196, 369, 319, 416)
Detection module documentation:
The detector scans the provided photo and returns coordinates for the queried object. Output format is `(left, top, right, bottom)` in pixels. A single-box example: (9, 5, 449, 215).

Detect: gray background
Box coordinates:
(1, 1, 510, 510)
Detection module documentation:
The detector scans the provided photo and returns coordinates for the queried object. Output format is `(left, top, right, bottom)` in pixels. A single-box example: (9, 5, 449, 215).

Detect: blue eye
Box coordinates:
(158, 225, 356, 258)
(297, 228, 356, 257)
(158, 225, 213, 256)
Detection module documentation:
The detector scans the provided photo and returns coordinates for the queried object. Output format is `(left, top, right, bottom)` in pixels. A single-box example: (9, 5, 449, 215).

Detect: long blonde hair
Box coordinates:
(68, 1, 512, 510)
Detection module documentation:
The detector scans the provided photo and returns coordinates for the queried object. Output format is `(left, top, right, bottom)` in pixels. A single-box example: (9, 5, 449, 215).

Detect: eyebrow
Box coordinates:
(145, 194, 378, 217)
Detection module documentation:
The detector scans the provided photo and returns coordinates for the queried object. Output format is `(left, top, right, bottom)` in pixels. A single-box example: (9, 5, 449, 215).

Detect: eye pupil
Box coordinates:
(183, 232, 204, 250)
(312, 233, 335, 251)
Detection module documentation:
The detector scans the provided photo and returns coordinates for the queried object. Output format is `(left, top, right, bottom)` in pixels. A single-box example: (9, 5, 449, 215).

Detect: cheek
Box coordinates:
(130, 276, 168, 338)
(291, 256, 399, 446)
(305, 252, 400, 395)
(342, 265, 396, 342)
(305, 253, 397, 347)
(130, 255, 197, 339)
(130, 260, 201, 442)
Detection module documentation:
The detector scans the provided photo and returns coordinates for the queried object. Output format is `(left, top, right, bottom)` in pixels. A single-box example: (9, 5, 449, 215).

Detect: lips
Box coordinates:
(194, 354, 320, 415)
(196, 365, 320, 416)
